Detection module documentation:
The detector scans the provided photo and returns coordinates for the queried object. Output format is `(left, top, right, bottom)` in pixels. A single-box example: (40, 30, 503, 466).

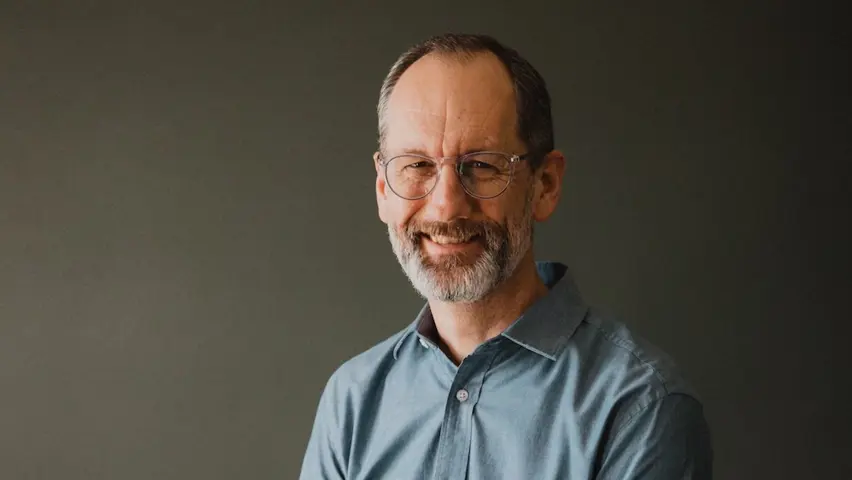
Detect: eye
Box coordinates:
(460, 159, 501, 175)
(468, 161, 498, 170)
(406, 161, 432, 169)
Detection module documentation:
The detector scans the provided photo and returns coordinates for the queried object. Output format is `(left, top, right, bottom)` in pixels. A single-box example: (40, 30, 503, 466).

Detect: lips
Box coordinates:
(424, 234, 477, 245)
(418, 233, 483, 259)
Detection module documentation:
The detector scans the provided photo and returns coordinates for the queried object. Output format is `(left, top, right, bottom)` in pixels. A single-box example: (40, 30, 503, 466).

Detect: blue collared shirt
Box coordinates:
(300, 262, 712, 479)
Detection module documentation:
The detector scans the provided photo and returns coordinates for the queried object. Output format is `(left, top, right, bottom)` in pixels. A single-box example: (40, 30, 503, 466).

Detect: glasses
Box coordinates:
(377, 151, 532, 200)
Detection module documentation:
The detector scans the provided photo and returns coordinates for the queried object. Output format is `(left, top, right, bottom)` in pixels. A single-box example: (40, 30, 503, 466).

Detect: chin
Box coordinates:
(406, 260, 502, 304)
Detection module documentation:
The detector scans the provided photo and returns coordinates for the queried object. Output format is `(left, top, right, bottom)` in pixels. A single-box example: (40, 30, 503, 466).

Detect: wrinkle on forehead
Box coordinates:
(386, 109, 509, 155)
(383, 53, 519, 156)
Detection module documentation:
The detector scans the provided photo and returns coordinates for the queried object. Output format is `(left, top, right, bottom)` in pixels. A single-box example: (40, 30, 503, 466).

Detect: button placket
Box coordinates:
(431, 347, 500, 480)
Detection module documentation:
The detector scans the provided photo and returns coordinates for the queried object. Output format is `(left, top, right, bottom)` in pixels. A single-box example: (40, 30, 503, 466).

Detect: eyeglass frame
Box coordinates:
(376, 150, 536, 200)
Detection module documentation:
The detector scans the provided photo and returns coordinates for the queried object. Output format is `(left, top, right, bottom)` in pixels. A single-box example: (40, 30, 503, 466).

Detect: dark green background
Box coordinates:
(1, 1, 848, 478)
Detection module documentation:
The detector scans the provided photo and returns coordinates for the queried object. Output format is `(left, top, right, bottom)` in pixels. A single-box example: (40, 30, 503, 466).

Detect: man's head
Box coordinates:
(374, 33, 565, 303)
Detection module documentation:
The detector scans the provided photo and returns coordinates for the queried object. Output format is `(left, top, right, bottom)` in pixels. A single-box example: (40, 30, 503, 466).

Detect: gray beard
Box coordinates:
(387, 199, 533, 303)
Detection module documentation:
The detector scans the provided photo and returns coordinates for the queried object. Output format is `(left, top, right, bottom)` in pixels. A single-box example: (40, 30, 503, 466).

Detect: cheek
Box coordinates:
(385, 198, 422, 228)
(477, 201, 503, 223)
(479, 188, 528, 226)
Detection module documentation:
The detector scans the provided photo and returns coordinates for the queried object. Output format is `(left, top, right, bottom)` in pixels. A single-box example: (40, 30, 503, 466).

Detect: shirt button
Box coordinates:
(419, 338, 430, 349)
(456, 388, 469, 402)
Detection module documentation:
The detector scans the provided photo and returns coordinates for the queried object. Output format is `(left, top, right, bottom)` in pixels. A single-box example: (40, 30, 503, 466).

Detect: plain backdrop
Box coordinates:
(1, 1, 849, 479)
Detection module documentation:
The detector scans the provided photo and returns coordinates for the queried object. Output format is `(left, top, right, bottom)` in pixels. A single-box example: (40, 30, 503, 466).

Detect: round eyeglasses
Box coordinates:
(377, 151, 532, 200)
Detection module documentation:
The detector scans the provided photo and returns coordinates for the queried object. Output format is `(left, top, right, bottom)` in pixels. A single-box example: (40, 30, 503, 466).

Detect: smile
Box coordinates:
(419, 234, 483, 255)
(425, 234, 476, 245)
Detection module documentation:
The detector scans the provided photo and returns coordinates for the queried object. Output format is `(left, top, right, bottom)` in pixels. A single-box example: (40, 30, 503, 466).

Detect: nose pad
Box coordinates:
(424, 160, 474, 220)
(432, 162, 467, 197)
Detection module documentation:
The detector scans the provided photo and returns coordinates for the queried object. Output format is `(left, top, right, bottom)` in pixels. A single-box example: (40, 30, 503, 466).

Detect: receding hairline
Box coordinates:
(378, 50, 517, 148)
(377, 33, 555, 168)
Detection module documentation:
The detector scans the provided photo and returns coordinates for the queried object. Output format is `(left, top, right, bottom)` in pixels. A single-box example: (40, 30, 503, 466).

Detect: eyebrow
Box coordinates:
(394, 146, 501, 157)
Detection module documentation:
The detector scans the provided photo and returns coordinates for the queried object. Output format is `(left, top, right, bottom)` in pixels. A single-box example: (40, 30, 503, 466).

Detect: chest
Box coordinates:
(346, 350, 610, 480)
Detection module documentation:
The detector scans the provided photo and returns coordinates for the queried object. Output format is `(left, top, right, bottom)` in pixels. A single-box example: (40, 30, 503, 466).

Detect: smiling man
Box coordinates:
(299, 33, 713, 479)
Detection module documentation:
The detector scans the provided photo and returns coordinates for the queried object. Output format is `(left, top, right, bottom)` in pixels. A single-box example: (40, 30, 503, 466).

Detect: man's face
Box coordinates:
(375, 52, 546, 303)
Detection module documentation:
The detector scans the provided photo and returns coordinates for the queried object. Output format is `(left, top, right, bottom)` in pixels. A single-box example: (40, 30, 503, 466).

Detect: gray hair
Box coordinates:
(376, 33, 554, 168)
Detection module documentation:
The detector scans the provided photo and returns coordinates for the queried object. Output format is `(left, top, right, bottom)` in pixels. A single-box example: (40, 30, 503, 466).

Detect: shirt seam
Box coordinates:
(587, 320, 672, 391)
(321, 370, 349, 478)
(608, 391, 702, 445)
(607, 390, 668, 444)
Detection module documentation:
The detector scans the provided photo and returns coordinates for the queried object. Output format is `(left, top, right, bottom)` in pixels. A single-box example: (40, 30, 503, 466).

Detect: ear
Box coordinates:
(532, 150, 566, 222)
(374, 151, 389, 224)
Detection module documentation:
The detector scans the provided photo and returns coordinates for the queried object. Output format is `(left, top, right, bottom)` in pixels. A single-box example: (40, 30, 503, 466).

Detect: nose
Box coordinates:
(423, 162, 474, 221)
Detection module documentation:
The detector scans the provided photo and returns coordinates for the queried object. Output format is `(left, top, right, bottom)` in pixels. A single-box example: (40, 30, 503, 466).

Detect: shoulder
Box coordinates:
(567, 307, 704, 432)
(573, 311, 714, 475)
(581, 309, 696, 394)
(322, 326, 413, 401)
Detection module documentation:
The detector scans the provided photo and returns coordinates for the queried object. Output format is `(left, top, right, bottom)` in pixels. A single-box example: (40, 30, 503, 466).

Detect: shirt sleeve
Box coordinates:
(596, 393, 713, 480)
(299, 373, 347, 480)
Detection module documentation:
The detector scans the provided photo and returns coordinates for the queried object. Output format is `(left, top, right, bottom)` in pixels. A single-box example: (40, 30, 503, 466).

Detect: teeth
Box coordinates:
(429, 234, 470, 245)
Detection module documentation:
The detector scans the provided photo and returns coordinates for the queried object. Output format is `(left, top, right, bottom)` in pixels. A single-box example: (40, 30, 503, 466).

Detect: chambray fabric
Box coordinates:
(299, 261, 712, 479)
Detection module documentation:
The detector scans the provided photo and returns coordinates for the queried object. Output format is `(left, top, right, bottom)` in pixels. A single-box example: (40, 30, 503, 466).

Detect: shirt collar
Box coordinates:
(393, 261, 588, 360)
(500, 261, 588, 360)
(392, 304, 433, 360)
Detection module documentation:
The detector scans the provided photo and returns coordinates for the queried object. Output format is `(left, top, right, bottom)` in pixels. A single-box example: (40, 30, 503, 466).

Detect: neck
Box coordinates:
(428, 252, 548, 364)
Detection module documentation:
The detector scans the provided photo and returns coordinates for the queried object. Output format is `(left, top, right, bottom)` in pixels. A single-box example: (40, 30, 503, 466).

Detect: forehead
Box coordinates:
(383, 52, 520, 155)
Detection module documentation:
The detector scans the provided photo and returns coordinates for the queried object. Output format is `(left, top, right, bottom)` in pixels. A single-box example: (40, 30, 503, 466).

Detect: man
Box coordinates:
(299, 33, 713, 479)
